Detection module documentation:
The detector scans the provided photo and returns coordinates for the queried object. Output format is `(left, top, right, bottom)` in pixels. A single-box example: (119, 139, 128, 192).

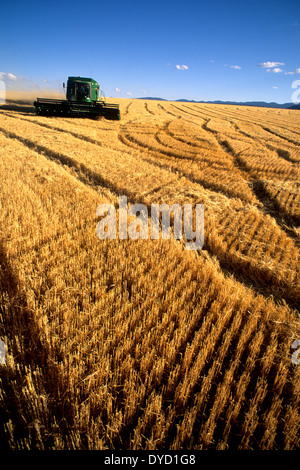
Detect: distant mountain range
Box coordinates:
(139, 97, 300, 110)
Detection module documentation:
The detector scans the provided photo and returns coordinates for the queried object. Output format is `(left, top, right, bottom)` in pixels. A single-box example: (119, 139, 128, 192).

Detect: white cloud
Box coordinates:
(0, 72, 17, 80)
(258, 61, 285, 68)
(230, 65, 241, 70)
(7, 73, 17, 80)
(272, 86, 279, 89)
(175, 64, 188, 70)
(267, 67, 282, 73)
(284, 68, 300, 75)
(114, 88, 132, 96)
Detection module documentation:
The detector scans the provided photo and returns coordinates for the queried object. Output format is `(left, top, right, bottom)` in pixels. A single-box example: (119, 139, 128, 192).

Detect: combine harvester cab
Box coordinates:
(34, 76, 121, 120)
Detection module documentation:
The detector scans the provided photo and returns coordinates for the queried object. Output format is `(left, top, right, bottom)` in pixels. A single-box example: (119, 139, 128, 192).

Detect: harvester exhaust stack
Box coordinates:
(34, 76, 120, 120)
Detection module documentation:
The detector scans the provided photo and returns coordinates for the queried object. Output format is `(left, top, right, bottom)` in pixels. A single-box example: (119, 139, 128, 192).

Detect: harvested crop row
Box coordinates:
(0, 111, 298, 306)
(0, 129, 299, 451)
(1, 100, 300, 452)
(118, 126, 256, 202)
(0, 114, 179, 201)
(261, 180, 300, 225)
(237, 148, 299, 181)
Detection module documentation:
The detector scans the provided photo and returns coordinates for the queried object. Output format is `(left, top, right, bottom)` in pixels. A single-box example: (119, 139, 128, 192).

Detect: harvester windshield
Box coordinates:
(68, 81, 91, 101)
(76, 83, 90, 100)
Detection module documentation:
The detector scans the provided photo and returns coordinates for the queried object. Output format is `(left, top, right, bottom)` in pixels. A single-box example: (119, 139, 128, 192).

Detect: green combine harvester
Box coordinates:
(34, 76, 120, 120)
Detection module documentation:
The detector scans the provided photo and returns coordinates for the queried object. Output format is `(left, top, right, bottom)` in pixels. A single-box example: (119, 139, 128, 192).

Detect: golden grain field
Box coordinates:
(0, 97, 299, 450)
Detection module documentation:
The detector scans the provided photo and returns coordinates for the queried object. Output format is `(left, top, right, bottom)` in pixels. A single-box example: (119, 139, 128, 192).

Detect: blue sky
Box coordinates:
(1, 0, 299, 102)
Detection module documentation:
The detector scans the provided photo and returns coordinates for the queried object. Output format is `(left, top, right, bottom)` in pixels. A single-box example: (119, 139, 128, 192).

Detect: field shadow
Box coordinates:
(0, 241, 74, 449)
(251, 179, 300, 240)
(0, 103, 35, 114)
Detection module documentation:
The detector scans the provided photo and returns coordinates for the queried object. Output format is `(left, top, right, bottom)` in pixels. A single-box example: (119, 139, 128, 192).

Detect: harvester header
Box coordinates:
(34, 76, 120, 120)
